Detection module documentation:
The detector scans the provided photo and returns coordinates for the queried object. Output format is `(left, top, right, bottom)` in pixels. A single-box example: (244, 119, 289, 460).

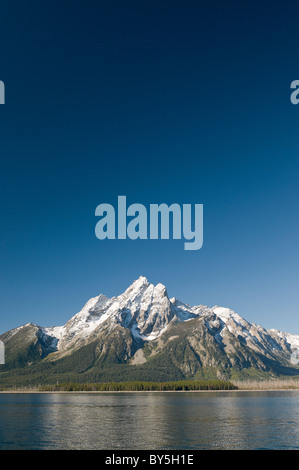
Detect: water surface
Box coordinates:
(0, 391, 298, 449)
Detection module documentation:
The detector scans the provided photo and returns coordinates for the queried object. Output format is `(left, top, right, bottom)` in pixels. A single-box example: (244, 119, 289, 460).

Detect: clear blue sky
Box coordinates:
(0, 1, 298, 334)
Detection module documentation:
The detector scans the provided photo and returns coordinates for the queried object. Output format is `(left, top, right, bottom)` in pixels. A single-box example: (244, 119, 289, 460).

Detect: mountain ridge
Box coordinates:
(1, 275, 299, 386)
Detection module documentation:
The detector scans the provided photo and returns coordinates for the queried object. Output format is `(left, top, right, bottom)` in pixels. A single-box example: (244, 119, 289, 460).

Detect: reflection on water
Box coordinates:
(0, 391, 299, 449)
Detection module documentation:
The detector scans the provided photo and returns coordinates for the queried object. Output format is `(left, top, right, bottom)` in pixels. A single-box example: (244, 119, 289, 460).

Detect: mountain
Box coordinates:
(1, 276, 299, 387)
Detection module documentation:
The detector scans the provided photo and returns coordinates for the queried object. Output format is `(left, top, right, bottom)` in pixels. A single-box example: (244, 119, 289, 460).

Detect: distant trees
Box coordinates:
(39, 379, 237, 392)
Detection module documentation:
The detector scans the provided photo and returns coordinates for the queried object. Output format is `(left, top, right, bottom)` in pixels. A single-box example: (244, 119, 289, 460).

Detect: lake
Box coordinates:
(0, 391, 298, 450)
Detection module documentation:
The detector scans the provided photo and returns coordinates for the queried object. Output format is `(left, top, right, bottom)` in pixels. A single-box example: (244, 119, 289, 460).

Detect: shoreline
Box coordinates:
(1, 388, 299, 394)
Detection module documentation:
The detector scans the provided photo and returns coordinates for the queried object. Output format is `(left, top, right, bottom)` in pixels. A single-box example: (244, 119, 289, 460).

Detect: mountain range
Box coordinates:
(1, 275, 299, 387)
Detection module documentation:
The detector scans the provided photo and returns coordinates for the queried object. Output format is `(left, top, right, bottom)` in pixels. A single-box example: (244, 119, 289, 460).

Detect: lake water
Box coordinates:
(0, 391, 299, 450)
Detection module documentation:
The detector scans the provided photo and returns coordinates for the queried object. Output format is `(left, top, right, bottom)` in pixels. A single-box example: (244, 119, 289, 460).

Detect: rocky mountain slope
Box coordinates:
(1, 276, 299, 386)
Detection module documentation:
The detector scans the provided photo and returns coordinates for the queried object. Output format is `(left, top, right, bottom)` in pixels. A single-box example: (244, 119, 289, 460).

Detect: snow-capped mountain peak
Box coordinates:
(39, 276, 299, 370)
(3, 276, 299, 385)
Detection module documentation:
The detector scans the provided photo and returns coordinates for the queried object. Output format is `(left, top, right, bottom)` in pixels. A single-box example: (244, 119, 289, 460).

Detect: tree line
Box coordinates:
(39, 379, 237, 392)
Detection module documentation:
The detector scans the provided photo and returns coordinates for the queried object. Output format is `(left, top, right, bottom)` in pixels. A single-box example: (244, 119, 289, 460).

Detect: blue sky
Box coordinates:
(0, 1, 298, 333)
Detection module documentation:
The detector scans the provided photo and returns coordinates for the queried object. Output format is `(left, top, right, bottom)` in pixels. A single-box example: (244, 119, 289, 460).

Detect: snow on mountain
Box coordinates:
(43, 276, 175, 348)
(268, 329, 299, 364)
(169, 297, 198, 322)
(42, 293, 112, 349)
(40, 276, 299, 366)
